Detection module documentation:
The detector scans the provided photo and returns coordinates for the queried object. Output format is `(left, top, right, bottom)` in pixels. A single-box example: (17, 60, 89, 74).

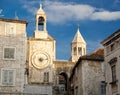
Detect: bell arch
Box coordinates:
(38, 16, 45, 31)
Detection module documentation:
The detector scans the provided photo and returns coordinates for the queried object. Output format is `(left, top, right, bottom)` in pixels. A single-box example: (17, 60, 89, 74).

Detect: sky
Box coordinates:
(0, 0, 120, 60)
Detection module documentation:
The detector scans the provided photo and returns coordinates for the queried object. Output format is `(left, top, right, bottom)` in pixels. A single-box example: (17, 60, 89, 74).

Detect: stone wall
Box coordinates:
(0, 20, 27, 93)
(82, 60, 103, 95)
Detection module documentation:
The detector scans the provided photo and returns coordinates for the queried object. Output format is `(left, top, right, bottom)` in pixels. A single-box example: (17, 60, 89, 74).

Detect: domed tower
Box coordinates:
(71, 27, 86, 62)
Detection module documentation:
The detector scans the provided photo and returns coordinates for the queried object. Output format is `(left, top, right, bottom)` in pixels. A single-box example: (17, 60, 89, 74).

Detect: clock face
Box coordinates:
(31, 51, 50, 69)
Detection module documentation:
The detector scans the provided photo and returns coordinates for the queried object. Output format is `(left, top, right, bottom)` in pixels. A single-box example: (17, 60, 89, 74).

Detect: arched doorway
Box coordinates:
(57, 72, 69, 95)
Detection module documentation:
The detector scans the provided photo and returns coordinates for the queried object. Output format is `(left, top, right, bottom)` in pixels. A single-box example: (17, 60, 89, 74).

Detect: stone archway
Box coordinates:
(59, 72, 68, 91)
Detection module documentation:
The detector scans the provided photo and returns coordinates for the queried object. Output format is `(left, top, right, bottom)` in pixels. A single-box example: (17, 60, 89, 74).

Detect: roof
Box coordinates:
(54, 60, 75, 65)
(72, 28, 86, 44)
(69, 48, 104, 81)
(81, 48, 104, 61)
(28, 34, 55, 41)
(0, 18, 28, 25)
(101, 29, 120, 45)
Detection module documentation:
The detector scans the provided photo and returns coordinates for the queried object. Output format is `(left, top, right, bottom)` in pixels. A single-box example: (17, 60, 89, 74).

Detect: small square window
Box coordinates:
(3, 47, 15, 60)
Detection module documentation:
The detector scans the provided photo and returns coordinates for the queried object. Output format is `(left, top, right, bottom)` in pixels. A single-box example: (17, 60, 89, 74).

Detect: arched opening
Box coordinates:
(73, 47, 77, 55)
(78, 47, 82, 55)
(38, 16, 45, 31)
(59, 72, 68, 92)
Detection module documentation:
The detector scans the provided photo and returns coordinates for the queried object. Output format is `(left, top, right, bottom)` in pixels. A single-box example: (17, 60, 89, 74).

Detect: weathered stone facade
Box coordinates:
(53, 61, 75, 95)
(0, 18, 27, 93)
(69, 49, 104, 95)
(101, 29, 120, 95)
(0, 3, 87, 95)
(24, 4, 56, 95)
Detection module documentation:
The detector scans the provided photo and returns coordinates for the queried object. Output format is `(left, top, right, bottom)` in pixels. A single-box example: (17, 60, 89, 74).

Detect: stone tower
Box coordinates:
(71, 27, 86, 62)
(26, 4, 56, 95)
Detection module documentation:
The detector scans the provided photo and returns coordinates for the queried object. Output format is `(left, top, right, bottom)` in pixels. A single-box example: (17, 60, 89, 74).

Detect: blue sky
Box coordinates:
(0, 0, 120, 60)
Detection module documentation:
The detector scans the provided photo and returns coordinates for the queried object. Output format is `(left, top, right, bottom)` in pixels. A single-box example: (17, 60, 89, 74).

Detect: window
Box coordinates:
(109, 57, 117, 83)
(111, 65, 116, 82)
(106, 46, 110, 54)
(3, 47, 15, 60)
(1, 69, 15, 86)
(44, 72, 49, 82)
(78, 47, 82, 55)
(101, 81, 106, 95)
(5, 24, 16, 35)
(75, 67, 78, 77)
(73, 47, 77, 55)
(110, 44, 114, 51)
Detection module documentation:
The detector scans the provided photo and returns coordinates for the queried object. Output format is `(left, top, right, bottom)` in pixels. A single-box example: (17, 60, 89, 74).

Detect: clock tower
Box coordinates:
(27, 4, 56, 95)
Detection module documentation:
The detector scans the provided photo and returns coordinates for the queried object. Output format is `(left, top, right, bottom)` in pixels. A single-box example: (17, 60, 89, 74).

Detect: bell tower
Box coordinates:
(27, 3, 56, 95)
(71, 27, 86, 62)
(34, 4, 48, 39)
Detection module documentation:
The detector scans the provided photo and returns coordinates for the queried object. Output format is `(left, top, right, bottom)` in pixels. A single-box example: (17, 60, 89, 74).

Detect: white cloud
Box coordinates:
(44, 1, 95, 23)
(91, 11, 120, 21)
(20, 0, 120, 24)
(20, 0, 38, 15)
(22, 4, 37, 15)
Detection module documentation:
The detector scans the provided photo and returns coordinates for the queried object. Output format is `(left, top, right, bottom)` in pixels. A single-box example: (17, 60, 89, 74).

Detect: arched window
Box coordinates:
(38, 16, 44, 31)
(78, 47, 82, 55)
(73, 47, 77, 55)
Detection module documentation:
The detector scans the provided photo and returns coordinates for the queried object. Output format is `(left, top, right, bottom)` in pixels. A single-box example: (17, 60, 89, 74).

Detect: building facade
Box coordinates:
(0, 4, 87, 95)
(101, 29, 120, 95)
(24, 4, 56, 95)
(69, 48, 105, 95)
(0, 18, 27, 93)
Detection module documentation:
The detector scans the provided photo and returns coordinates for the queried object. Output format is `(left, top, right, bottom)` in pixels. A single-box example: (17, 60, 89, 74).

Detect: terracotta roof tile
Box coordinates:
(81, 48, 104, 61)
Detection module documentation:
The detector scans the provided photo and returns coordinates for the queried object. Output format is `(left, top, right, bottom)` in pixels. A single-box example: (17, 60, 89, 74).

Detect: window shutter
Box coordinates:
(8, 71, 14, 85)
(1, 69, 15, 86)
(44, 72, 49, 82)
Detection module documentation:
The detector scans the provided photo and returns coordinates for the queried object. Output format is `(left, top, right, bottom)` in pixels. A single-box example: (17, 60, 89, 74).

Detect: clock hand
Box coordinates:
(44, 58, 48, 60)
(38, 57, 48, 62)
